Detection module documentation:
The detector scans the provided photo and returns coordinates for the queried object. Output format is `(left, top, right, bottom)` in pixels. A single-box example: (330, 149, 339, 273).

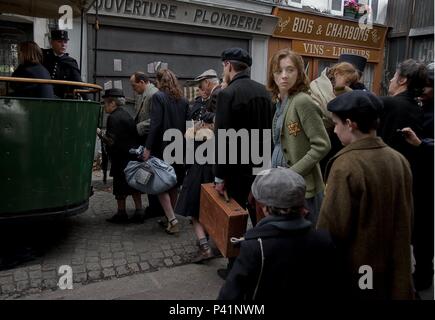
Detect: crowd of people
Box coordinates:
(7, 31, 433, 299)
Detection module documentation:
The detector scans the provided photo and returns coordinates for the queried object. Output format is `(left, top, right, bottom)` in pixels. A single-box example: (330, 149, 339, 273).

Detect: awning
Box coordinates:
(0, 0, 96, 19)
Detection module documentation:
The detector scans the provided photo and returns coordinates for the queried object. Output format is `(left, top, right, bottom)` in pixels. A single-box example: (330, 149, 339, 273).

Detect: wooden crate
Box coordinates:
(199, 183, 248, 258)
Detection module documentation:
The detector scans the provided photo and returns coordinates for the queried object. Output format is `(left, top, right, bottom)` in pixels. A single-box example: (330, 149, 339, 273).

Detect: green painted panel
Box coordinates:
(0, 97, 100, 215)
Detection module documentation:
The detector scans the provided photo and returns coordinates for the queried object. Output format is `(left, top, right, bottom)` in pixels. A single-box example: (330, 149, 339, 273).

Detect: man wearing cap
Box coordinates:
(317, 90, 414, 299)
(98, 88, 142, 224)
(218, 168, 339, 300)
(186, 69, 221, 120)
(42, 29, 82, 98)
(214, 47, 273, 280)
(214, 47, 273, 208)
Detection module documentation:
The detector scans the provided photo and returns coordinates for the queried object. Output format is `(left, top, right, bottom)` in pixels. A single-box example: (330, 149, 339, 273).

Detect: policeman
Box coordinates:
(42, 29, 82, 98)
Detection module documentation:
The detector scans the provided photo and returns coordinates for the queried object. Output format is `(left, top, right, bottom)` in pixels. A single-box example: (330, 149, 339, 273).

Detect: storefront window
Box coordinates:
(412, 37, 434, 65)
(361, 63, 374, 91)
(317, 59, 336, 77)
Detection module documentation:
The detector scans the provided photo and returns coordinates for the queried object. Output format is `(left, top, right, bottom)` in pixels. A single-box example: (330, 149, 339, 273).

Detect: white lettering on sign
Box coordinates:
(96, 0, 177, 19)
(292, 17, 314, 34)
(303, 42, 324, 55)
(94, 0, 266, 32)
(325, 23, 370, 42)
(193, 9, 262, 31)
(332, 47, 370, 59)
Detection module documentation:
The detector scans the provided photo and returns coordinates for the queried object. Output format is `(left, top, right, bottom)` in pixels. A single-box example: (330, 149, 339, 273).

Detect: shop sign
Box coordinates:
(292, 40, 381, 62)
(273, 8, 387, 49)
(90, 0, 278, 35)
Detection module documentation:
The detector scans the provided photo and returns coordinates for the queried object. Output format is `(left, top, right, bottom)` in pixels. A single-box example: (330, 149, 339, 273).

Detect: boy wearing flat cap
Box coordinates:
(42, 29, 83, 98)
(218, 168, 339, 300)
(317, 90, 414, 299)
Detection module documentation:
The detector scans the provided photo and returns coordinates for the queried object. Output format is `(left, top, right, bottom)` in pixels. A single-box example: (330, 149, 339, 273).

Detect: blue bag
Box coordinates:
(124, 157, 177, 194)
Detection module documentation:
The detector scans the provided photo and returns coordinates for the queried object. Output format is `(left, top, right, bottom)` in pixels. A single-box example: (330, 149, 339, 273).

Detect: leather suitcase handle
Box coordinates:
(223, 190, 230, 203)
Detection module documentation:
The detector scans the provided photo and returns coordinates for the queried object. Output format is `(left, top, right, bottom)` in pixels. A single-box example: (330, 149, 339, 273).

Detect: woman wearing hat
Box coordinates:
(99, 88, 143, 223)
(267, 48, 330, 224)
(218, 168, 338, 300)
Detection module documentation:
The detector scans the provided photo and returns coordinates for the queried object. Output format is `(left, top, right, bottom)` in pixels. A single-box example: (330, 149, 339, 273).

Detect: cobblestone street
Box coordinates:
(0, 174, 201, 299)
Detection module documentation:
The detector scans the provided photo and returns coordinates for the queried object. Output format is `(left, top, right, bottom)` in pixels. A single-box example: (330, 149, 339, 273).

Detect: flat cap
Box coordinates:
(251, 168, 306, 209)
(338, 54, 367, 73)
(221, 47, 252, 67)
(186, 69, 218, 86)
(102, 88, 125, 98)
(327, 90, 383, 114)
(51, 30, 69, 41)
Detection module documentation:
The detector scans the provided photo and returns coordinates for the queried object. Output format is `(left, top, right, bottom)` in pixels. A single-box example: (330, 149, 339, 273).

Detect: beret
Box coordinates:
(221, 47, 252, 67)
(327, 90, 383, 114)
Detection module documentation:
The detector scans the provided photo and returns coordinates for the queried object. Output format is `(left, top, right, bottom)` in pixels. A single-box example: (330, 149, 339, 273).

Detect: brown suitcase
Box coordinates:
(199, 183, 248, 258)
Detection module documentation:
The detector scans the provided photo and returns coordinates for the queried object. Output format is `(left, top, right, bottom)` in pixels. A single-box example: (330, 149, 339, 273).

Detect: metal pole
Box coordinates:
(93, 1, 99, 100)
(80, 8, 84, 75)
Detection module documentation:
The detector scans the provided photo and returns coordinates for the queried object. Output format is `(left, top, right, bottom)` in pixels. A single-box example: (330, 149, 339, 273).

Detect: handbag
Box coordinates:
(124, 157, 177, 194)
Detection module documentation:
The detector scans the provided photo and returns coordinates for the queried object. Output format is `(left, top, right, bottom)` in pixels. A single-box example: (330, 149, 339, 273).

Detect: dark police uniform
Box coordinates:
(42, 30, 82, 99)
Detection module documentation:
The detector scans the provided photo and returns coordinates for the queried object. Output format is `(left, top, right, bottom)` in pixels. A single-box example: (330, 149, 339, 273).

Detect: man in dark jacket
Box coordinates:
(218, 167, 339, 300)
(214, 48, 273, 279)
(214, 48, 273, 209)
(42, 30, 83, 99)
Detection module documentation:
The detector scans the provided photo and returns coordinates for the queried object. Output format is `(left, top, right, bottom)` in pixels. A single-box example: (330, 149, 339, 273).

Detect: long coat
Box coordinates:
(11, 63, 54, 98)
(379, 91, 424, 165)
(145, 90, 189, 158)
(218, 215, 340, 300)
(42, 48, 82, 98)
(214, 71, 273, 206)
(317, 137, 414, 300)
(106, 107, 139, 178)
(278, 92, 331, 198)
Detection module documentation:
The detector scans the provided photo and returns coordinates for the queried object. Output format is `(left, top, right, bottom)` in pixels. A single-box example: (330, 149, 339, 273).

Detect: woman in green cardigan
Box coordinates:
(267, 48, 331, 224)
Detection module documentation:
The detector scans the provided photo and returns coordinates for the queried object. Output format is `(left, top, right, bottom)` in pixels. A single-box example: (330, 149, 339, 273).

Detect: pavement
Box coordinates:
(0, 171, 221, 299)
(0, 171, 433, 300)
(19, 258, 226, 300)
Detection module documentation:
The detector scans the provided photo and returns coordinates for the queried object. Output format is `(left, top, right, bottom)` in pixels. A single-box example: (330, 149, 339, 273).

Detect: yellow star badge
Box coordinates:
(287, 121, 301, 137)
